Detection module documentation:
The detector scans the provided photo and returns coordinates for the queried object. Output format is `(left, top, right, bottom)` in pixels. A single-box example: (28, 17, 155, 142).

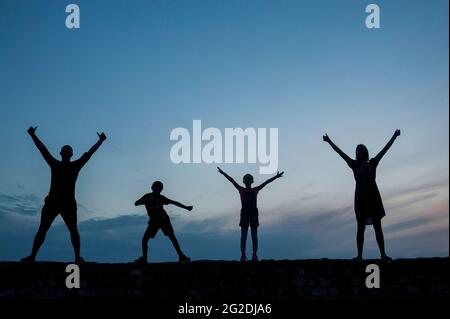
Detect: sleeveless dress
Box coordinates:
(349, 158, 385, 225)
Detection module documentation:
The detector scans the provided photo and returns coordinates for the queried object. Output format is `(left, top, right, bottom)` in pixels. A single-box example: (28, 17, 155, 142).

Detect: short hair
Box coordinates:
(152, 181, 164, 192)
(243, 174, 254, 184)
(60, 145, 73, 155)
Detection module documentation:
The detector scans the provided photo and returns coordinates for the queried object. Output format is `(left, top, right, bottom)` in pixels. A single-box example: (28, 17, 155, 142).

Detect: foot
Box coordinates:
(252, 252, 259, 262)
(352, 256, 363, 262)
(381, 254, 392, 262)
(179, 255, 191, 263)
(75, 256, 85, 263)
(240, 253, 247, 262)
(134, 256, 147, 264)
(20, 255, 35, 263)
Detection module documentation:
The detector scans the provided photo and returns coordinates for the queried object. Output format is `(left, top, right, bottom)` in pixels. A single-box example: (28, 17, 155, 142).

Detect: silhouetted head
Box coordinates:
(151, 181, 164, 194)
(60, 145, 73, 161)
(356, 144, 369, 162)
(243, 174, 254, 187)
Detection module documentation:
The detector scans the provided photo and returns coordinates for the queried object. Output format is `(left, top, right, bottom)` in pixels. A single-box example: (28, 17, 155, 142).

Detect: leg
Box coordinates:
(373, 220, 391, 260)
(69, 225, 81, 260)
(141, 225, 155, 262)
(25, 200, 58, 261)
(356, 222, 365, 259)
(240, 226, 248, 261)
(161, 218, 188, 261)
(241, 226, 249, 253)
(250, 226, 258, 252)
(168, 233, 183, 257)
(167, 233, 190, 262)
(250, 226, 258, 261)
(61, 205, 82, 262)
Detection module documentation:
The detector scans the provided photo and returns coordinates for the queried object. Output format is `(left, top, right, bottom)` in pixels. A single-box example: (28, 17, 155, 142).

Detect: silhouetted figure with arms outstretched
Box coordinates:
(22, 127, 106, 263)
(134, 181, 192, 263)
(218, 167, 284, 261)
(323, 130, 401, 261)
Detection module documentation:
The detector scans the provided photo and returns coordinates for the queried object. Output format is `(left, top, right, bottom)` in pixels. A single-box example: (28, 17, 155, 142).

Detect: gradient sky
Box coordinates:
(0, 0, 448, 262)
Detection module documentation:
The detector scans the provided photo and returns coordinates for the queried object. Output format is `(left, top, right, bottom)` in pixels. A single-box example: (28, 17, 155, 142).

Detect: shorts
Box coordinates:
(41, 196, 78, 228)
(146, 216, 175, 238)
(240, 209, 259, 227)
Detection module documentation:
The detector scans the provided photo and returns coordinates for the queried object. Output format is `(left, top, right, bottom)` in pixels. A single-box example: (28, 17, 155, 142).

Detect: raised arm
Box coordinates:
(166, 198, 193, 211)
(27, 126, 56, 166)
(87, 132, 107, 157)
(256, 171, 284, 191)
(217, 167, 240, 190)
(323, 134, 353, 166)
(76, 132, 107, 167)
(373, 129, 401, 163)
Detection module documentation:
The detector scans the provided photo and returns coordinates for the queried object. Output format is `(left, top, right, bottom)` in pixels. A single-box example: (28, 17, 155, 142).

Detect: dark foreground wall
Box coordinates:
(0, 258, 448, 300)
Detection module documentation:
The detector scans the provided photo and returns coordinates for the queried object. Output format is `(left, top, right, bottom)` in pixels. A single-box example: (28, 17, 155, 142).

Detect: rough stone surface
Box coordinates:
(0, 258, 447, 300)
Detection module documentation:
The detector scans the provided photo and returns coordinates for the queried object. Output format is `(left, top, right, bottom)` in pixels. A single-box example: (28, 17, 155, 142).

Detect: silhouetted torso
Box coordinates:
(239, 187, 259, 212)
(45, 152, 91, 200)
(349, 159, 385, 224)
(238, 187, 260, 227)
(140, 193, 170, 220)
(351, 159, 377, 186)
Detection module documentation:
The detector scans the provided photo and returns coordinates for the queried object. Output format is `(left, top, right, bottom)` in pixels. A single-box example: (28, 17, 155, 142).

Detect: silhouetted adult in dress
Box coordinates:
(323, 130, 401, 261)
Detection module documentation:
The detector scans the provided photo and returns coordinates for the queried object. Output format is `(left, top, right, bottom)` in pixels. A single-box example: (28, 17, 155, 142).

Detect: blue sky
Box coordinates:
(0, 0, 448, 262)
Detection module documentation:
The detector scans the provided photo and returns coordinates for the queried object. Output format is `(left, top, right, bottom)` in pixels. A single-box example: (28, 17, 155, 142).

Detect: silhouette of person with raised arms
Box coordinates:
(134, 181, 193, 264)
(21, 126, 107, 263)
(323, 130, 401, 261)
(217, 167, 284, 262)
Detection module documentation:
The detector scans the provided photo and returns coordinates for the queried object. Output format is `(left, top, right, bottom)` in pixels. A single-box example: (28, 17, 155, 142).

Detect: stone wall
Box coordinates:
(0, 258, 448, 300)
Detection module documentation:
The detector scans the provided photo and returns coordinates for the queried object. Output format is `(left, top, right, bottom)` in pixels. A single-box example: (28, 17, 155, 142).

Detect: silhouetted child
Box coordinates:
(218, 167, 284, 261)
(323, 130, 401, 261)
(134, 181, 192, 263)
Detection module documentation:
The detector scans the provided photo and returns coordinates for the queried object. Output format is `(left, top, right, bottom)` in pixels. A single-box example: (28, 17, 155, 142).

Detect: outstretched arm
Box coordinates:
(256, 171, 284, 191)
(373, 129, 401, 163)
(323, 134, 353, 166)
(87, 132, 107, 157)
(77, 132, 107, 167)
(166, 198, 193, 211)
(135, 194, 149, 206)
(27, 126, 55, 166)
(217, 167, 240, 190)
(135, 197, 144, 206)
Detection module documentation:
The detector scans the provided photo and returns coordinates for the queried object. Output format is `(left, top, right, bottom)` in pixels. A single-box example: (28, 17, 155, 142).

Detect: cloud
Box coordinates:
(0, 174, 448, 263)
(384, 216, 434, 233)
(0, 193, 41, 216)
(384, 178, 449, 201)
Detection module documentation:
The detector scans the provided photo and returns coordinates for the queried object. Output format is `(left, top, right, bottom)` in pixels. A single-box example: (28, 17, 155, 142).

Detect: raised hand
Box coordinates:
(97, 132, 107, 141)
(217, 167, 224, 174)
(276, 171, 284, 178)
(27, 126, 38, 136)
(323, 134, 330, 143)
(373, 130, 401, 162)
